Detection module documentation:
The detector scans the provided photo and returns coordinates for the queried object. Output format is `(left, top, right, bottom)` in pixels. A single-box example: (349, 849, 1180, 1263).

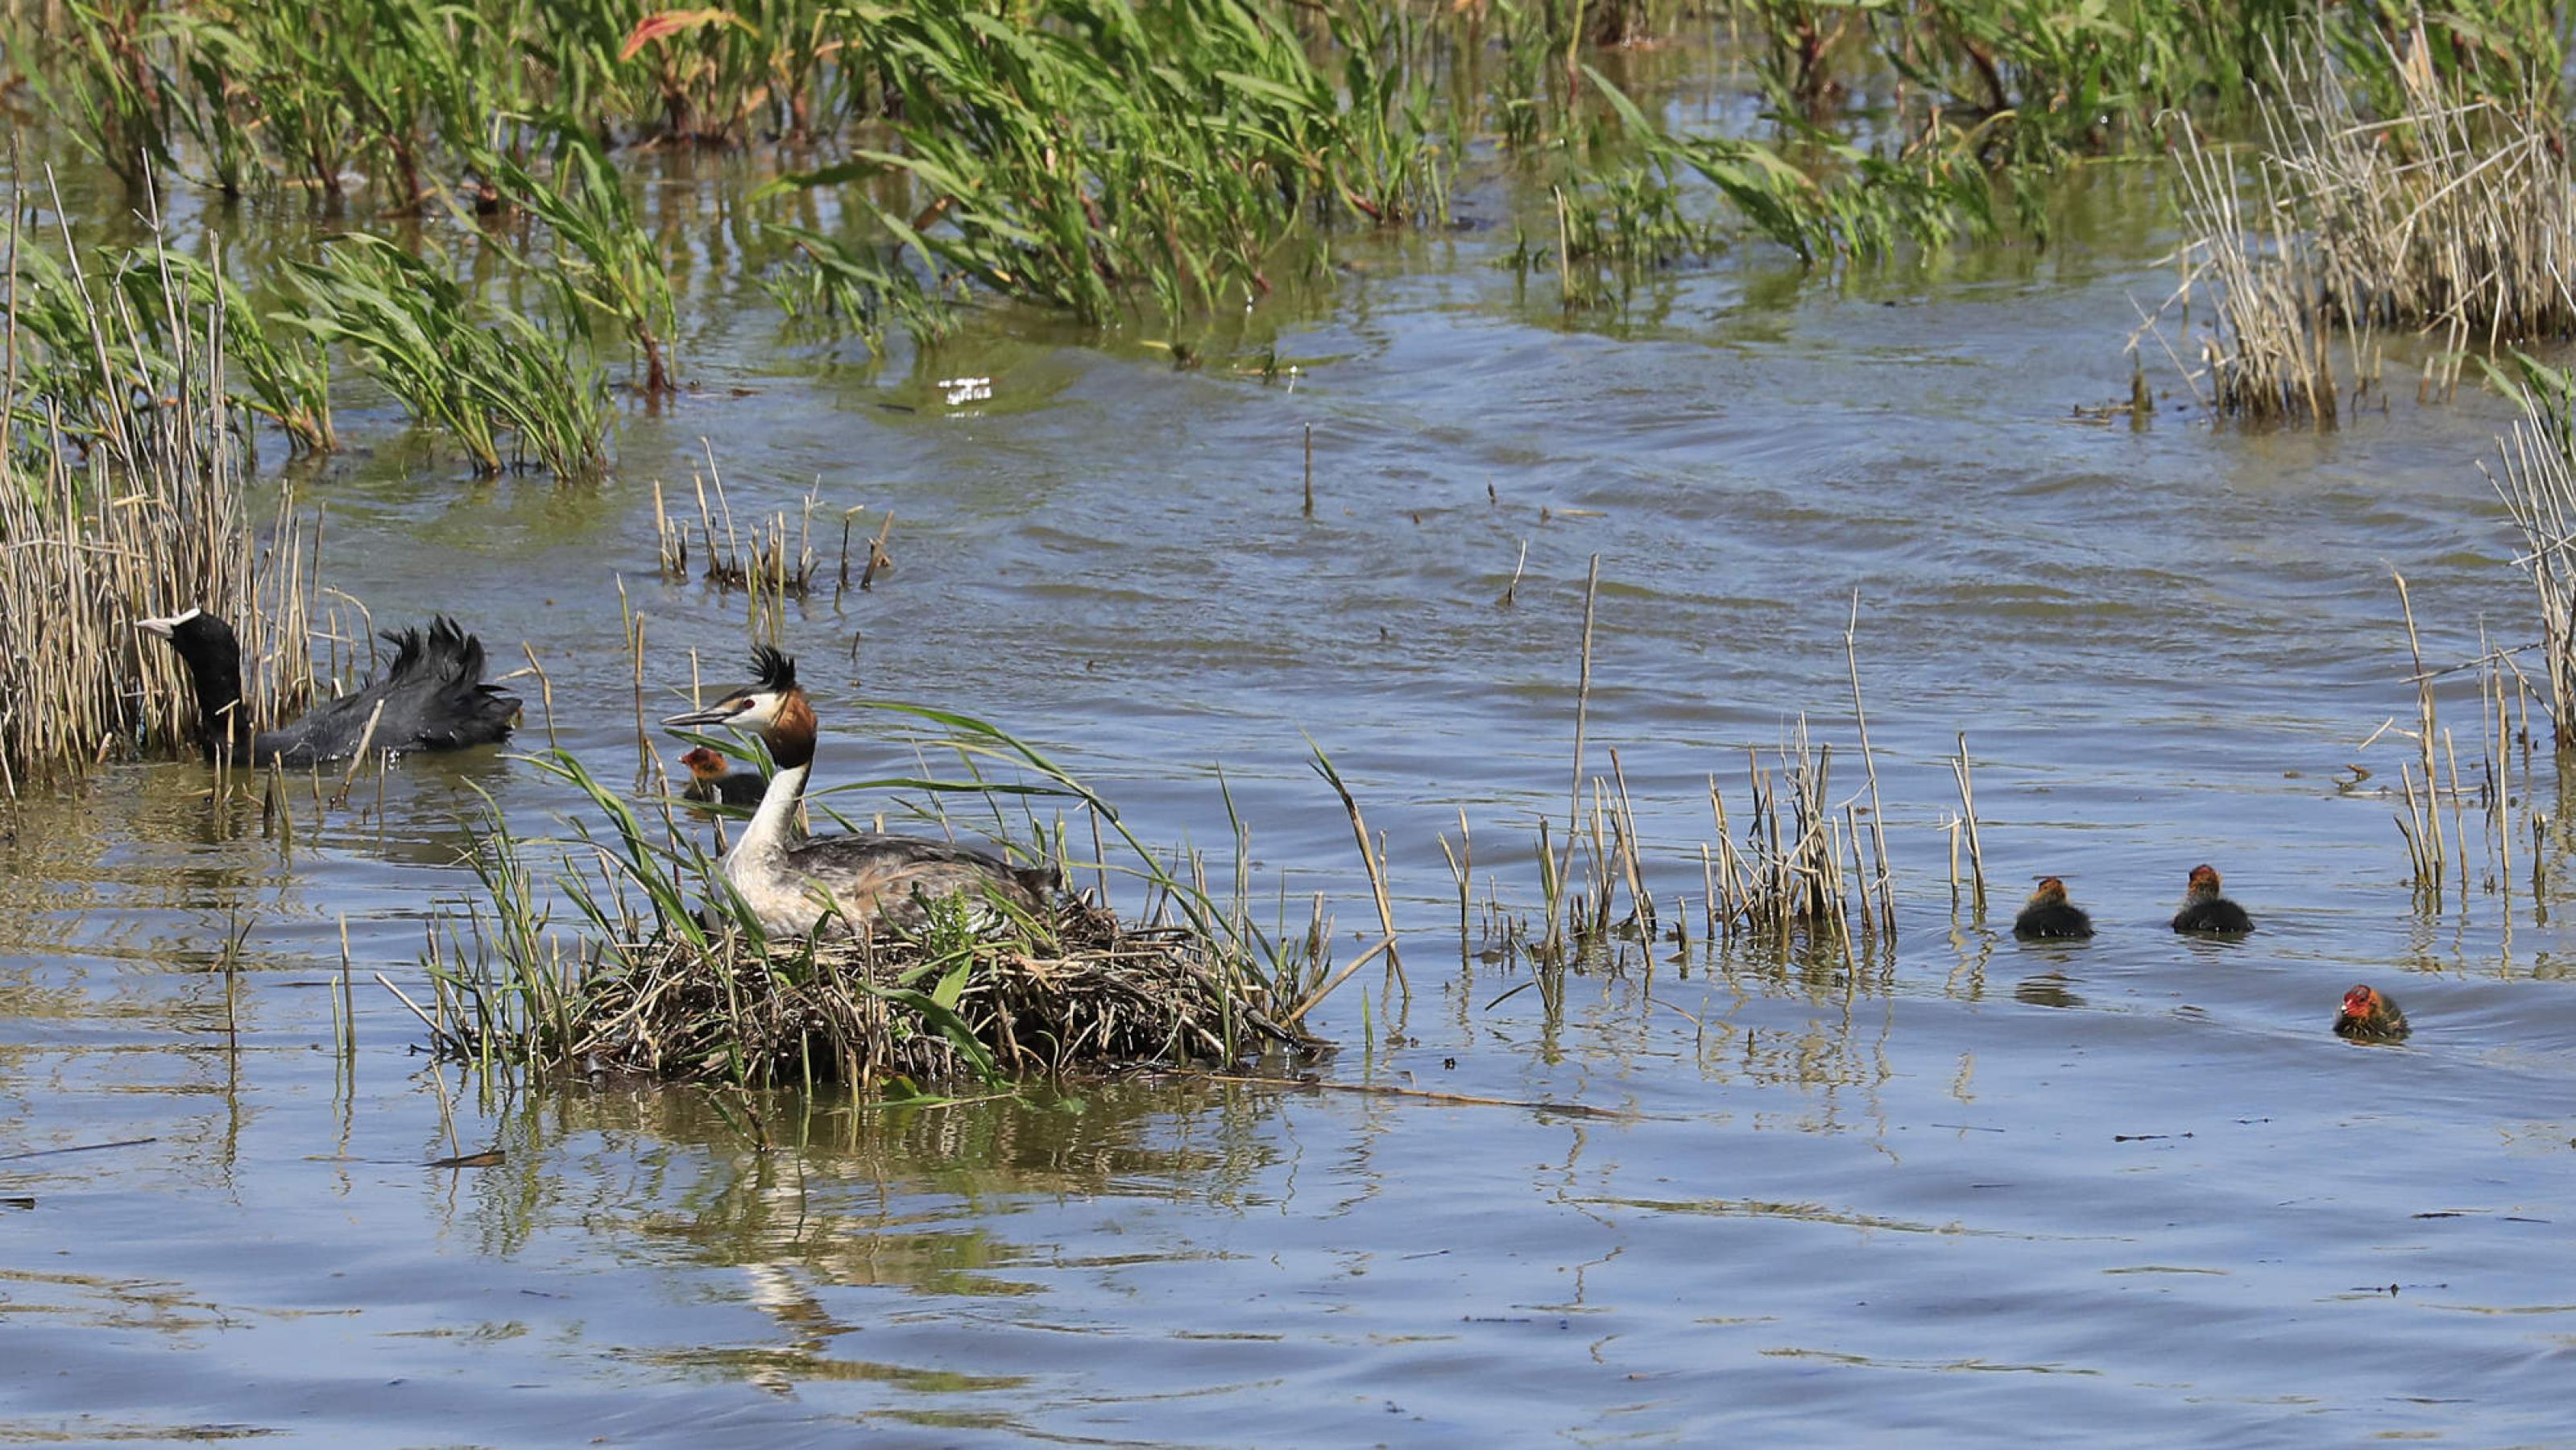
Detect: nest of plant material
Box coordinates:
(532, 897, 1313, 1087)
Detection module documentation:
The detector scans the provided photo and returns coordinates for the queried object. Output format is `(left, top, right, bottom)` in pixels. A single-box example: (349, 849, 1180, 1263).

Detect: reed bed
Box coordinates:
(651, 462, 886, 607)
(1472, 579, 1927, 980)
(0, 235, 320, 793)
(2146, 39, 2575, 426)
(7, 0, 2377, 359)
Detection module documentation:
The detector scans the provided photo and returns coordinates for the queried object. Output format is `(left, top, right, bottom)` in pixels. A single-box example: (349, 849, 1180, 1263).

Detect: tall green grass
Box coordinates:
(11, 0, 2569, 384)
(4, 227, 334, 462)
(760, 222, 956, 354)
(281, 233, 608, 475)
(480, 140, 680, 395)
(762, 0, 1452, 326)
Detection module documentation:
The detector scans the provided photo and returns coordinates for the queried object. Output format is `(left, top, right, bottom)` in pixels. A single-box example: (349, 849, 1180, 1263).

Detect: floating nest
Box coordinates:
(499, 897, 1315, 1087)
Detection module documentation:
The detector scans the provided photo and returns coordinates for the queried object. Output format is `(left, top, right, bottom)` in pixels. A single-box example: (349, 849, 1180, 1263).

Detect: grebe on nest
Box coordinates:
(662, 647, 1056, 935)
(137, 609, 517, 766)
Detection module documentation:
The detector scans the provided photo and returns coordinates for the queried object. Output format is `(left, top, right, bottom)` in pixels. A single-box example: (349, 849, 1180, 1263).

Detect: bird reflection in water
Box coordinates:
(2013, 972, 2087, 1010)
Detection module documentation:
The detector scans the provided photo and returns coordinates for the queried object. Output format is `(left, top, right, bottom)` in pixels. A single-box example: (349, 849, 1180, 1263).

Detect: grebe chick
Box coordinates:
(2012, 876, 2094, 940)
(137, 609, 518, 766)
(678, 745, 766, 806)
(2171, 864, 2253, 934)
(661, 648, 1057, 936)
(2333, 984, 2410, 1043)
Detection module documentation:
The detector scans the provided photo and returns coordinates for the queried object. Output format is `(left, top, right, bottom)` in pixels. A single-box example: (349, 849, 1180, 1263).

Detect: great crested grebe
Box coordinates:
(678, 744, 766, 806)
(2333, 984, 2409, 1043)
(661, 647, 1057, 935)
(137, 609, 519, 766)
(2170, 864, 2253, 934)
(2011, 876, 2094, 940)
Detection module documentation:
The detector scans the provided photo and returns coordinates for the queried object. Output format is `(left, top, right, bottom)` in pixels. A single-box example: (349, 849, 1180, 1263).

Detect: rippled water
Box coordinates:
(7, 81, 2576, 1444)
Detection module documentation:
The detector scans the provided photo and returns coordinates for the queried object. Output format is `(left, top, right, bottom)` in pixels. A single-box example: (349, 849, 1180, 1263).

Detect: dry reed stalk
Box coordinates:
(1700, 840, 1717, 934)
(1706, 773, 1750, 926)
(1301, 422, 1312, 517)
(1608, 748, 1653, 940)
(2443, 726, 2470, 903)
(325, 699, 387, 809)
(616, 576, 653, 786)
(859, 511, 894, 591)
(704, 441, 743, 570)
(1845, 803, 1872, 934)
(1844, 593, 1895, 932)
(2392, 570, 2446, 889)
(1286, 935, 1395, 1022)
(2396, 764, 2437, 890)
(652, 478, 688, 575)
(1550, 554, 1601, 955)
(1950, 731, 1986, 910)
(520, 644, 559, 749)
(337, 915, 357, 1059)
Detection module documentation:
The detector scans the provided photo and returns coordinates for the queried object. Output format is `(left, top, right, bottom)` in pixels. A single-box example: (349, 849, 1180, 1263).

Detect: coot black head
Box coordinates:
(137, 607, 250, 756)
(137, 606, 238, 658)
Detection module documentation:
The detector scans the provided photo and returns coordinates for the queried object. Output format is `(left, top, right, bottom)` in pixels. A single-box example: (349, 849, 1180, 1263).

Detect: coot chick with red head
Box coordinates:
(678, 744, 766, 806)
(2171, 864, 2253, 934)
(2012, 876, 2094, 940)
(2333, 984, 2409, 1043)
(137, 608, 517, 766)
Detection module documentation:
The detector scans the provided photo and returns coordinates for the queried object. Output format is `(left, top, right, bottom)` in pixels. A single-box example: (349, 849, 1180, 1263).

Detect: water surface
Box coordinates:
(6, 80, 2576, 1446)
